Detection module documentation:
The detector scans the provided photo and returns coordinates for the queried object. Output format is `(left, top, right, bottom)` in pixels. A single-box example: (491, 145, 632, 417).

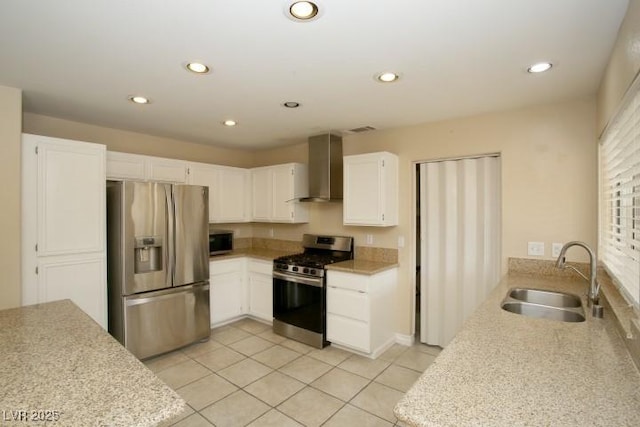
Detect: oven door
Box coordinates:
(273, 270, 324, 334)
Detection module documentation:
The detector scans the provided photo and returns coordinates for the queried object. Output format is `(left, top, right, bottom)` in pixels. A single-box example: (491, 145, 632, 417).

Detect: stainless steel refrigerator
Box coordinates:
(107, 180, 210, 359)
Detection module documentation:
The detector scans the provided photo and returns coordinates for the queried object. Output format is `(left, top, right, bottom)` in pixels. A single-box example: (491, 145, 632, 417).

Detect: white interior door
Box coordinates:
(419, 156, 501, 346)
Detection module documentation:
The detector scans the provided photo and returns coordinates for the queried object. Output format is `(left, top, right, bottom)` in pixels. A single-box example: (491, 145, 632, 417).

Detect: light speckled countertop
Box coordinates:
(394, 273, 640, 426)
(210, 248, 296, 262)
(0, 300, 185, 426)
(326, 259, 398, 275)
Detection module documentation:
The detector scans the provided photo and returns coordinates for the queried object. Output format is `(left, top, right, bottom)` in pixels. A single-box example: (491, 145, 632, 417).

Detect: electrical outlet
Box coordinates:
(269, 228, 274, 238)
(527, 241, 545, 256)
(552, 243, 564, 258)
(398, 235, 405, 248)
(366, 234, 373, 245)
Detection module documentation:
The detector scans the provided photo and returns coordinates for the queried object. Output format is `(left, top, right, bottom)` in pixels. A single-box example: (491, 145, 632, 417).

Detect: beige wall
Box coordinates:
(0, 86, 22, 310)
(23, 113, 254, 168)
(255, 98, 598, 335)
(597, 0, 640, 134)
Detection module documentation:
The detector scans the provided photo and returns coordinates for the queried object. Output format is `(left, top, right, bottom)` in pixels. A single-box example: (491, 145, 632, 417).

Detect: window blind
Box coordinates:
(600, 84, 640, 307)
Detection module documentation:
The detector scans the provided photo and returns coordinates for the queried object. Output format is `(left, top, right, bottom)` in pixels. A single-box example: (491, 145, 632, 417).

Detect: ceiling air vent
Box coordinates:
(346, 125, 376, 134)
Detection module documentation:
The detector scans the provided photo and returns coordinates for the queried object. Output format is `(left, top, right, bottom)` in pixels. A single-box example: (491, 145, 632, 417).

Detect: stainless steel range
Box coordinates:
(273, 234, 354, 348)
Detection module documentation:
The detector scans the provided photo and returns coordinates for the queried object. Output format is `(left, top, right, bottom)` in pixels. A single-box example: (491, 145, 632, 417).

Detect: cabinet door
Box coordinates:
(38, 255, 106, 328)
(210, 270, 244, 324)
(251, 167, 272, 221)
(271, 164, 294, 221)
(106, 151, 146, 180)
(36, 138, 105, 256)
(209, 259, 245, 325)
(248, 271, 273, 322)
(188, 163, 219, 222)
(217, 167, 250, 222)
(148, 157, 188, 183)
(344, 155, 384, 225)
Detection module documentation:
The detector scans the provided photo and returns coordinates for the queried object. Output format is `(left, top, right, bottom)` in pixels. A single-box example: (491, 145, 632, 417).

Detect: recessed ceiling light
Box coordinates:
(527, 62, 553, 73)
(223, 119, 237, 127)
(186, 62, 210, 74)
(287, 1, 319, 21)
(376, 72, 400, 83)
(283, 101, 301, 108)
(128, 95, 150, 104)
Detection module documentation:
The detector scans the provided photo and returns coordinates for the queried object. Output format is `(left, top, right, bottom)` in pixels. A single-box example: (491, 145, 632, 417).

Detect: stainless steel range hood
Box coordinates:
(299, 133, 343, 202)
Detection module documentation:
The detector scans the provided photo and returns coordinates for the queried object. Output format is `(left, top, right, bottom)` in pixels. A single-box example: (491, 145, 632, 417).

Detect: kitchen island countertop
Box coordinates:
(0, 299, 185, 426)
(394, 273, 640, 426)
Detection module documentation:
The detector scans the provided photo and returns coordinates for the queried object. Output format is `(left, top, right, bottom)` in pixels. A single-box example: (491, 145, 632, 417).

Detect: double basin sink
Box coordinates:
(501, 288, 586, 322)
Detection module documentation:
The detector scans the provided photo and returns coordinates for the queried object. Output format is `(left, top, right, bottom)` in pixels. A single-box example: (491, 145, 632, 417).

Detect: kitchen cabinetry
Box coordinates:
(106, 151, 146, 180)
(326, 268, 397, 356)
(247, 259, 273, 322)
(209, 258, 246, 326)
(21, 134, 107, 328)
(251, 163, 309, 223)
(189, 163, 251, 223)
(106, 151, 188, 183)
(343, 152, 398, 226)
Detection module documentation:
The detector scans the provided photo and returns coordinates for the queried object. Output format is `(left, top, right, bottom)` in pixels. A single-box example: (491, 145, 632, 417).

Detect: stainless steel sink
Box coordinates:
(508, 288, 582, 308)
(501, 288, 585, 323)
(501, 301, 585, 322)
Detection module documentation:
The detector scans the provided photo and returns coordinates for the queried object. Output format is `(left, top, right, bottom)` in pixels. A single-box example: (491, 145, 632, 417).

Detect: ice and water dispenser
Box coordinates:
(134, 236, 163, 273)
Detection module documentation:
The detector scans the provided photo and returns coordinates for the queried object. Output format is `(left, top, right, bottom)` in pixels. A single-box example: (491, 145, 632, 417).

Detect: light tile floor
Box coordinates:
(148, 318, 441, 427)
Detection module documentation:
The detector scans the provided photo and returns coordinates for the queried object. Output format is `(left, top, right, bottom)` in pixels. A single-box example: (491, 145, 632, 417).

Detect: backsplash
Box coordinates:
(235, 236, 398, 263)
(355, 246, 398, 263)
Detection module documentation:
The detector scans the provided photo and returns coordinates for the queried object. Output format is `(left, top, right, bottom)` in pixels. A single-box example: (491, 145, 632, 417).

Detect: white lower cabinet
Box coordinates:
(326, 268, 397, 357)
(209, 258, 246, 326)
(209, 257, 274, 326)
(247, 259, 273, 322)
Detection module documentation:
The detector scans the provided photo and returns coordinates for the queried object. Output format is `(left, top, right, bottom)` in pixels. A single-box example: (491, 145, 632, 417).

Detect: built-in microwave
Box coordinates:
(209, 229, 233, 256)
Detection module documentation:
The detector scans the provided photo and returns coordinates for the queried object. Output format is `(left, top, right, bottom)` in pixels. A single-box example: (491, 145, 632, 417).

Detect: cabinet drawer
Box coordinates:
(327, 314, 370, 353)
(327, 287, 369, 321)
(248, 259, 272, 275)
(209, 259, 244, 275)
(327, 270, 368, 292)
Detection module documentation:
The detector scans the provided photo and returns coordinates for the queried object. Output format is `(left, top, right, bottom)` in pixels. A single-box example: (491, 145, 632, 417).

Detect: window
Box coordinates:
(600, 85, 640, 307)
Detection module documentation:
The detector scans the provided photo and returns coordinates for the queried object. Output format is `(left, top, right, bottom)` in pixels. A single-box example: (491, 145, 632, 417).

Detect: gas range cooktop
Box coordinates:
(273, 234, 354, 278)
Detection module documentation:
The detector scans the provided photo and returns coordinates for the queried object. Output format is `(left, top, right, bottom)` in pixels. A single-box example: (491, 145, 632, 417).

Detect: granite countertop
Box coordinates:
(209, 248, 296, 262)
(394, 273, 640, 426)
(0, 300, 185, 426)
(326, 259, 398, 275)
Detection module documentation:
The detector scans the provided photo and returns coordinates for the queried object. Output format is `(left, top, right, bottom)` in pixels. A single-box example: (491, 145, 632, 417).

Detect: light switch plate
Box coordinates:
(366, 234, 373, 245)
(527, 241, 545, 256)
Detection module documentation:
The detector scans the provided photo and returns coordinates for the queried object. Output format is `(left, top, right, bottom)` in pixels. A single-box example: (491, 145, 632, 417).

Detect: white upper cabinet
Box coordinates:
(33, 136, 106, 256)
(251, 163, 309, 223)
(106, 151, 146, 180)
(22, 134, 107, 329)
(147, 157, 188, 183)
(106, 151, 187, 183)
(189, 163, 251, 223)
(343, 152, 398, 226)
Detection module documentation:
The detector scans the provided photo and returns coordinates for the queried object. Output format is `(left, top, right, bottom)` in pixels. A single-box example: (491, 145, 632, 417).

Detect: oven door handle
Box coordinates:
(273, 270, 323, 287)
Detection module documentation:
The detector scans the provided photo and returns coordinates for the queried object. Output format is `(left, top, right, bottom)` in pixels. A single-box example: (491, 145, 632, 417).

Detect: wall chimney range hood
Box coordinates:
(299, 133, 343, 202)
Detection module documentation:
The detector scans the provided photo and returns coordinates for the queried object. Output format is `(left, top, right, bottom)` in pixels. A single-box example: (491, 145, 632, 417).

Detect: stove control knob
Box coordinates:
(303, 268, 309, 274)
(292, 266, 298, 272)
(309, 269, 316, 275)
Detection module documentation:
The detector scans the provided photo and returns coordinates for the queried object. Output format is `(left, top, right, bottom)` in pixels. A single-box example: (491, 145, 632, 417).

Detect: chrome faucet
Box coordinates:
(555, 241, 603, 317)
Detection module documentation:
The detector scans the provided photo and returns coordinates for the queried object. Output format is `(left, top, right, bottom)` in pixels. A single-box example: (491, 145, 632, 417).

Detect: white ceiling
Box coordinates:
(0, 0, 629, 149)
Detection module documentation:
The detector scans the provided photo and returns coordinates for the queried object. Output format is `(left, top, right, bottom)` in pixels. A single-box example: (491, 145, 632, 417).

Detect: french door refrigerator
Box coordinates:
(107, 180, 210, 359)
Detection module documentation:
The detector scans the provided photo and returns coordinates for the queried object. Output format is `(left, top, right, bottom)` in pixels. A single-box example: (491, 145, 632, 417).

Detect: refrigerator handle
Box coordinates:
(165, 184, 175, 286)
